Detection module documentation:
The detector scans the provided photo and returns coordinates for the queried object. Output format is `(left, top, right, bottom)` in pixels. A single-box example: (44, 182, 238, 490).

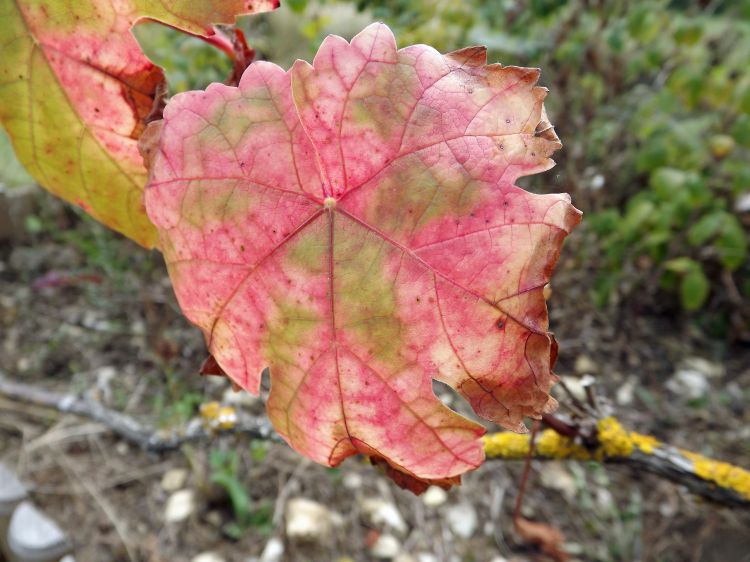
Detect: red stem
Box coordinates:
(513, 419, 541, 523)
(193, 30, 236, 61)
(145, 19, 236, 61)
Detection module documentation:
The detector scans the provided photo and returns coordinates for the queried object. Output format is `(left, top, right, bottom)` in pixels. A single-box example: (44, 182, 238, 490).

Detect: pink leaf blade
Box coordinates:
(145, 23, 581, 487)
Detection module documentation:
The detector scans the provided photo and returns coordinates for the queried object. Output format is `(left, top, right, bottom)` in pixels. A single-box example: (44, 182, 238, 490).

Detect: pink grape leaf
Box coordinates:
(0, 0, 278, 247)
(144, 23, 582, 487)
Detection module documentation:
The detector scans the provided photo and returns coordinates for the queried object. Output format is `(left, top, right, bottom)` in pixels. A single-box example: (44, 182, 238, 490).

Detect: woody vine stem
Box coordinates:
(1, 371, 748, 508)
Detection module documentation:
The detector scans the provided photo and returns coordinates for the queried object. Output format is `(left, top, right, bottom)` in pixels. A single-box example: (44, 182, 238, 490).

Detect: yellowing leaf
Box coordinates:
(0, 0, 278, 246)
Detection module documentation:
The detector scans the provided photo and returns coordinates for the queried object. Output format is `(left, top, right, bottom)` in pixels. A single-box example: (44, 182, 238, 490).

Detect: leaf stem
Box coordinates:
(513, 419, 540, 523)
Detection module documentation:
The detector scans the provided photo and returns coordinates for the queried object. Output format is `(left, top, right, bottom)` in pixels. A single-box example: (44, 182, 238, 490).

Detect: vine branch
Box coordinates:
(2, 372, 748, 508)
(484, 417, 750, 508)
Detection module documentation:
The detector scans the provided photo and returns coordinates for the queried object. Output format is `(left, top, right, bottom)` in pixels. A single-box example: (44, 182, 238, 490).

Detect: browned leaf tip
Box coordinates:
(368, 456, 461, 495)
(515, 517, 569, 562)
(199, 355, 241, 391)
(138, 119, 164, 172)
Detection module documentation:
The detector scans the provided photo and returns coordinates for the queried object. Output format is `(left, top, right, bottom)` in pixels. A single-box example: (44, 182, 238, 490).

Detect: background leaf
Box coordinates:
(0, 0, 279, 247)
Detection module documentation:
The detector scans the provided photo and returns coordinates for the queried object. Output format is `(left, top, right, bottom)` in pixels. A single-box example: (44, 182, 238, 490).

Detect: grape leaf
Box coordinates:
(145, 23, 581, 486)
(0, 0, 278, 247)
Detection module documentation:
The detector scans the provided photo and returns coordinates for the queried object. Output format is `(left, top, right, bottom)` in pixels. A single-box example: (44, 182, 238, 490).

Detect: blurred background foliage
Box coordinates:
(136, 0, 750, 340)
(5, 0, 750, 339)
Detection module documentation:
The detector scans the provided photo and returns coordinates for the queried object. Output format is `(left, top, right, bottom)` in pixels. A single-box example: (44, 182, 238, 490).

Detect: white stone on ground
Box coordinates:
(445, 502, 478, 538)
(342, 472, 363, 490)
(539, 462, 577, 501)
(369, 534, 401, 559)
(666, 369, 709, 400)
(421, 486, 447, 507)
(259, 537, 284, 562)
(164, 489, 195, 523)
(574, 355, 599, 375)
(222, 387, 262, 408)
(191, 552, 225, 562)
(359, 497, 408, 534)
(161, 468, 188, 492)
(285, 498, 334, 543)
(616, 376, 636, 406)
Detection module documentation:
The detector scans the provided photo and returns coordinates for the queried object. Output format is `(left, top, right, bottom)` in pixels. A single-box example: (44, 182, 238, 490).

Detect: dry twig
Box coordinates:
(2, 371, 748, 509)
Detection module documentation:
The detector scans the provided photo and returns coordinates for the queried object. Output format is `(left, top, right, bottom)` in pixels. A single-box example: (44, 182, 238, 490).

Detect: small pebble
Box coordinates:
(286, 498, 334, 543)
(259, 537, 284, 562)
(445, 502, 477, 538)
(369, 534, 401, 559)
(574, 354, 598, 375)
(165, 489, 195, 523)
(222, 387, 262, 408)
(666, 369, 709, 400)
(421, 486, 447, 507)
(342, 472, 363, 490)
(616, 377, 635, 406)
(161, 468, 188, 492)
(191, 552, 226, 562)
(360, 498, 407, 534)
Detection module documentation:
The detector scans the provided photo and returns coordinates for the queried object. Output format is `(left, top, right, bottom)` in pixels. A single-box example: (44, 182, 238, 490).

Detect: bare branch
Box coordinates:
(0, 372, 278, 452)
(2, 372, 749, 508)
(484, 418, 750, 508)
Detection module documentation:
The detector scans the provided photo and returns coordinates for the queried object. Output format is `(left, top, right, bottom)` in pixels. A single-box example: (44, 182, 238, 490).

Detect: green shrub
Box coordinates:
(330, 0, 750, 333)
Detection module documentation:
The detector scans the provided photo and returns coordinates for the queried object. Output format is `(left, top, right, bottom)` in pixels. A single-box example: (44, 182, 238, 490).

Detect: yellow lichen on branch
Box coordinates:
(483, 417, 750, 504)
(483, 417, 656, 461)
(680, 450, 750, 501)
(199, 401, 238, 431)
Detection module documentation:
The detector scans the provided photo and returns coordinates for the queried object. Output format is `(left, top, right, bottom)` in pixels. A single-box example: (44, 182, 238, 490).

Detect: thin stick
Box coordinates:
(4, 371, 749, 508)
(55, 451, 138, 562)
(513, 419, 541, 522)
